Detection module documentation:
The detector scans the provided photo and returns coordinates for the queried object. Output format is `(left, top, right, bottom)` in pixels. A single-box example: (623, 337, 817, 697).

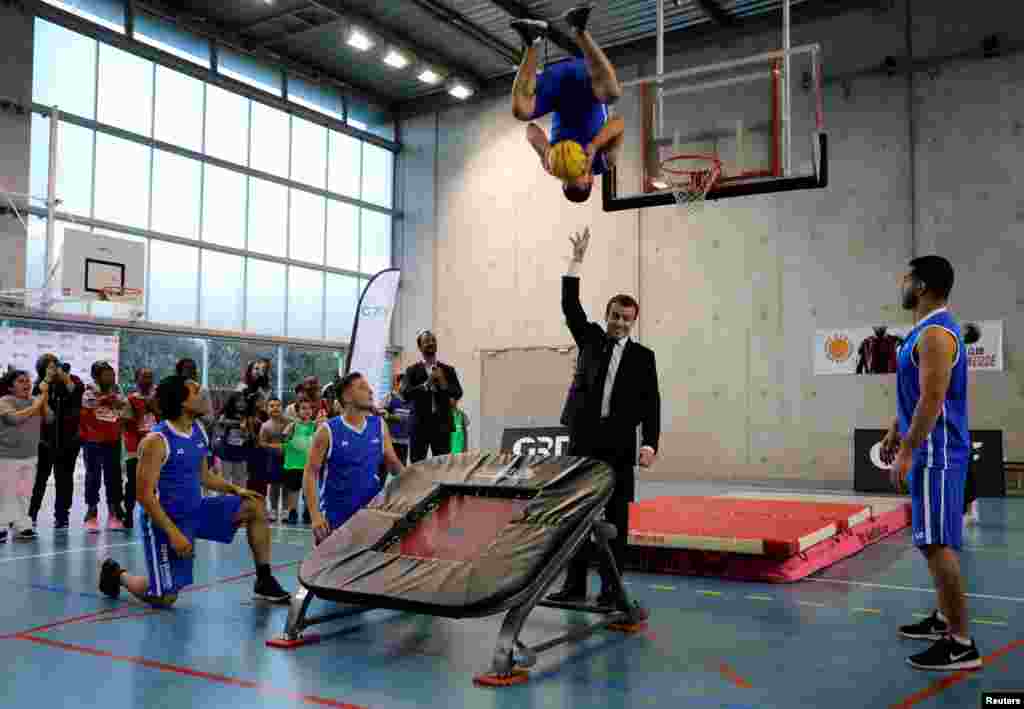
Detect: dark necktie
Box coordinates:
(594, 336, 616, 418)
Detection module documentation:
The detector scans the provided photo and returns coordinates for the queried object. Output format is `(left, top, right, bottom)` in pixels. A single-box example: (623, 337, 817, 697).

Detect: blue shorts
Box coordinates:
(910, 461, 966, 551)
(141, 496, 244, 597)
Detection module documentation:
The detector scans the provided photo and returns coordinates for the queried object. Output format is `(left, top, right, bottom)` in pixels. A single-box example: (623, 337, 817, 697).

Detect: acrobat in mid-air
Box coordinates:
(510, 3, 625, 203)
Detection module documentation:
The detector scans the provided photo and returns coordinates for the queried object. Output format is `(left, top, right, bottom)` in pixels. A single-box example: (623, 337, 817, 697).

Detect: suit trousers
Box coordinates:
(410, 426, 452, 463)
(562, 418, 636, 594)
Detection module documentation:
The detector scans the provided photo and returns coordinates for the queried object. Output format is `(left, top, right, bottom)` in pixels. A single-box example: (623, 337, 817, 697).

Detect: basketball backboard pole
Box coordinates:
(46, 106, 60, 280)
(656, 0, 665, 139)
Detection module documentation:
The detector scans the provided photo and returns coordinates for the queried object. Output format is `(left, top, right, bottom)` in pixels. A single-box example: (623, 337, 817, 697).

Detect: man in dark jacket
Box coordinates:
(29, 354, 84, 529)
(549, 227, 661, 607)
(400, 331, 463, 463)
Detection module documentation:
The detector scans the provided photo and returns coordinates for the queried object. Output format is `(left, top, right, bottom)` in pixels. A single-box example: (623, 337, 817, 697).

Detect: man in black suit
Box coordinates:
(400, 330, 464, 463)
(549, 226, 661, 607)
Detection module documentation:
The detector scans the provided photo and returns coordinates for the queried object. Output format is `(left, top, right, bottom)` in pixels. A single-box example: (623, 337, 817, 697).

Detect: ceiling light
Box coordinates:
(383, 49, 409, 69)
(347, 28, 374, 52)
(448, 82, 473, 100)
(418, 69, 442, 85)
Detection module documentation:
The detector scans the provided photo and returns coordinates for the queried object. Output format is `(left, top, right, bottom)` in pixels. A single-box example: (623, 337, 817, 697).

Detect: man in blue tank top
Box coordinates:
(878, 255, 980, 671)
(304, 371, 406, 544)
(98, 376, 290, 606)
(510, 4, 625, 204)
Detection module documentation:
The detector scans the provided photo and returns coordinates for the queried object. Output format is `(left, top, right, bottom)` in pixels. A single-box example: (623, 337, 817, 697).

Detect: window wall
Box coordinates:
(29, 11, 398, 346)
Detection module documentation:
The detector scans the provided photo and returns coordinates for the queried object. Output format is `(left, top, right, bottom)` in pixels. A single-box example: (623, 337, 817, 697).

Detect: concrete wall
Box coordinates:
(0, 3, 34, 293)
(396, 0, 1024, 485)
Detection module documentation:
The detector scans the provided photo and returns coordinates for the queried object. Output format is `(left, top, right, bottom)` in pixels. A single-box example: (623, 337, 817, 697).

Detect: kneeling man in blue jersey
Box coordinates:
(510, 3, 625, 204)
(99, 376, 290, 605)
(879, 255, 981, 671)
(304, 371, 406, 544)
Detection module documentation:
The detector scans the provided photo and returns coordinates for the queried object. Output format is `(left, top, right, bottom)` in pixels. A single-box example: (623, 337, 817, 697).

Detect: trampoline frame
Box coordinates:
(267, 456, 648, 685)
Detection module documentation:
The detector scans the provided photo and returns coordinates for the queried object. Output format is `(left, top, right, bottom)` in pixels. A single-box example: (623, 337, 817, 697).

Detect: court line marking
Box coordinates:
(19, 635, 367, 709)
(697, 590, 721, 597)
(805, 577, 1024, 603)
(851, 607, 882, 615)
(889, 639, 1024, 708)
(797, 600, 828, 608)
(0, 541, 141, 564)
(745, 595, 773, 601)
(0, 559, 301, 639)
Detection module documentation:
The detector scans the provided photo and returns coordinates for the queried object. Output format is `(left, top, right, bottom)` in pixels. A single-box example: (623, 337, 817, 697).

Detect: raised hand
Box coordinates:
(569, 227, 591, 263)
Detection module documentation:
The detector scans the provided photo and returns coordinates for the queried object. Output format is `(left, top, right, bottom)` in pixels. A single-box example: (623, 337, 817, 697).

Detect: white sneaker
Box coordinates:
(964, 500, 979, 526)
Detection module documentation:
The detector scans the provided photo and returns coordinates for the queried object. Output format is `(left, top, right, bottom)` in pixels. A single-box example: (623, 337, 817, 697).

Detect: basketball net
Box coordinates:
(660, 154, 722, 215)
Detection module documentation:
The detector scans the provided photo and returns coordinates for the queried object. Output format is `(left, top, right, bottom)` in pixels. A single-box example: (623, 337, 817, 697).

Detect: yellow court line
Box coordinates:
(852, 607, 882, 615)
(697, 590, 722, 597)
(973, 619, 1009, 627)
(650, 584, 677, 592)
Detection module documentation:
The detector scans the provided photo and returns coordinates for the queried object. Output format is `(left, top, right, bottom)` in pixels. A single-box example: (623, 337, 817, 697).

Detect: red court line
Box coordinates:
(20, 635, 367, 709)
(0, 607, 127, 640)
(889, 639, 1024, 708)
(77, 608, 166, 626)
(717, 662, 753, 689)
(2, 559, 302, 639)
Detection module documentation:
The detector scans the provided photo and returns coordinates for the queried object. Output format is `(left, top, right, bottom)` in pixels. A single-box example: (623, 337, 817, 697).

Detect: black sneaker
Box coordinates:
(54, 519, 70, 531)
(0, 530, 7, 544)
(302, 509, 312, 525)
(899, 610, 948, 640)
(14, 529, 37, 542)
(907, 636, 981, 671)
(99, 558, 123, 599)
(563, 3, 594, 34)
(285, 510, 298, 525)
(510, 18, 549, 47)
(254, 575, 291, 603)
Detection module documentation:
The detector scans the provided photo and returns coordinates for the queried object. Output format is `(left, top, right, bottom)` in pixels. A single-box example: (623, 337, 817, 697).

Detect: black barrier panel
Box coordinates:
(853, 429, 1004, 497)
(500, 427, 571, 457)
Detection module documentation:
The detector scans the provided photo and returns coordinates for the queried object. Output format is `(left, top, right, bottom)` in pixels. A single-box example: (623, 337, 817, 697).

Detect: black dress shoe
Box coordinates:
(546, 588, 587, 604)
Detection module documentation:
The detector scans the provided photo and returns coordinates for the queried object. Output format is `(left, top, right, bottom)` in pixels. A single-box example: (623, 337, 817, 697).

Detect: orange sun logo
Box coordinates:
(825, 334, 852, 363)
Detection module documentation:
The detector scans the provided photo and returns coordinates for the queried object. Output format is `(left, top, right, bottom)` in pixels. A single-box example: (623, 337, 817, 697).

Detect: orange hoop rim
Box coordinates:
(659, 153, 722, 176)
(98, 286, 143, 300)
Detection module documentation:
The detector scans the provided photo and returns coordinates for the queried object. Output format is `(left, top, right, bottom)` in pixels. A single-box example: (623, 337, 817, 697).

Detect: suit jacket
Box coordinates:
(561, 276, 660, 455)
(400, 361, 464, 435)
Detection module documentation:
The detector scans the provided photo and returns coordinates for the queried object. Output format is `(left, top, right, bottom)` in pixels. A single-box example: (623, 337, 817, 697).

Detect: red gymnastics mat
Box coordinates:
(624, 493, 911, 583)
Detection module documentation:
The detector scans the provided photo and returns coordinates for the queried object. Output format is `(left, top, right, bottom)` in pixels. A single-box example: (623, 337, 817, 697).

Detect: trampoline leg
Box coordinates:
(280, 586, 315, 641)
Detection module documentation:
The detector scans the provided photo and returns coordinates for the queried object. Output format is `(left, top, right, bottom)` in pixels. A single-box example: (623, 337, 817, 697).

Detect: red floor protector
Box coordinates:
(473, 669, 530, 687)
(266, 634, 322, 649)
(607, 621, 647, 633)
(625, 495, 911, 582)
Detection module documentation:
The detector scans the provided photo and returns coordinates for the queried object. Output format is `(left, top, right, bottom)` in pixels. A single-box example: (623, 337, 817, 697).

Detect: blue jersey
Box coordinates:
(320, 415, 384, 529)
(531, 58, 610, 176)
(896, 308, 969, 469)
(152, 420, 209, 520)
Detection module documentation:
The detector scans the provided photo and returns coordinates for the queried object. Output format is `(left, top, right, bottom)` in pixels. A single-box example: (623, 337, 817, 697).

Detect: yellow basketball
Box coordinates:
(548, 140, 587, 181)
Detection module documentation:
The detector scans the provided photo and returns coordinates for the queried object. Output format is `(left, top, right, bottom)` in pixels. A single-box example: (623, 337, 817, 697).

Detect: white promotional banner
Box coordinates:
(0, 326, 119, 383)
(344, 269, 400, 390)
(815, 320, 1004, 376)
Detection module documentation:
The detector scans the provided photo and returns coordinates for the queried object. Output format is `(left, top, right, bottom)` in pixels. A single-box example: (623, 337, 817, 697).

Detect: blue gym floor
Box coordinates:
(2, 482, 1021, 709)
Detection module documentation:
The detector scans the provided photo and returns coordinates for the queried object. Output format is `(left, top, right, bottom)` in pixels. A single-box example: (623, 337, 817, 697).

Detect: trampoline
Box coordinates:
(268, 451, 649, 686)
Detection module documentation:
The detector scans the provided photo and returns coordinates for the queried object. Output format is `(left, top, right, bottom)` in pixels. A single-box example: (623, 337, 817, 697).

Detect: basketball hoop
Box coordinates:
(659, 154, 722, 214)
(98, 286, 143, 303)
